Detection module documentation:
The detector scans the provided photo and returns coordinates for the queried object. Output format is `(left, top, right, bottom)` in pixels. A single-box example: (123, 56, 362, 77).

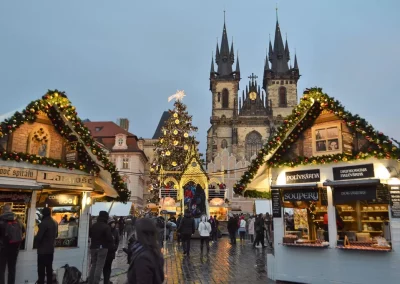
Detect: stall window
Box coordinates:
(312, 124, 342, 156)
(35, 193, 80, 248)
(282, 188, 329, 246)
(333, 185, 391, 249)
(0, 193, 31, 250)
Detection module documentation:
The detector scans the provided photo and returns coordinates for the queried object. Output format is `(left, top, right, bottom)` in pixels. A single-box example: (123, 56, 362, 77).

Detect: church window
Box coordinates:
(222, 89, 229, 108)
(281, 80, 284, 85)
(245, 131, 262, 160)
(221, 139, 228, 149)
(279, 87, 287, 107)
(122, 158, 130, 169)
(217, 92, 221, 102)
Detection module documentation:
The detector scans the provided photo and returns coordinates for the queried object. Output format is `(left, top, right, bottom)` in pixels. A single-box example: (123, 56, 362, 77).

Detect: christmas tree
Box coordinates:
(148, 91, 201, 203)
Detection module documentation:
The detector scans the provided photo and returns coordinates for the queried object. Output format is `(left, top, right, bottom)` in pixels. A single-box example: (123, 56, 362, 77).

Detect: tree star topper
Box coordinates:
(168, 90, 186, 102)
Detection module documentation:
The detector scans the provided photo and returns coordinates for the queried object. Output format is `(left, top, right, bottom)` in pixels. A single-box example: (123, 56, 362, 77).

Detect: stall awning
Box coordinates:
(41, 184, 94, 192)
(323, 179, 380, 187)
(271, 183, 319, 189)
(94, 177, 118, 198)
(0, 177, 43, 190)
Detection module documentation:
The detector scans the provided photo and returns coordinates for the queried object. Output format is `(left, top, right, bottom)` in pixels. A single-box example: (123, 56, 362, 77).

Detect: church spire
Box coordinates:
(210, 53, 215, 73)
(294, 53, 299, 69)
(285, 35, 290, 61)
(236, 51, 240, 73)
(213, 12, 235, 78)
(264, 52, 270, 71)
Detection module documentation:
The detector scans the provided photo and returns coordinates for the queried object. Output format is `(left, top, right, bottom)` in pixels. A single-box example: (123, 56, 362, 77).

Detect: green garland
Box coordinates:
(0, 90, 130, 202)
(234, 87, 400, 197)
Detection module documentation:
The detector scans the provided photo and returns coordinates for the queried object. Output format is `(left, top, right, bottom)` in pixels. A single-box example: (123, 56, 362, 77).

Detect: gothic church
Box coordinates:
(206, 16, 300, 164)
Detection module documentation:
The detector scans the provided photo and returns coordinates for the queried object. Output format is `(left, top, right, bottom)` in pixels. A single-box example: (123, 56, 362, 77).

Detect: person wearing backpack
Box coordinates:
(198, 215, 212, 254)
(0, 203, 25, 284)
(35, 207, 58, 284)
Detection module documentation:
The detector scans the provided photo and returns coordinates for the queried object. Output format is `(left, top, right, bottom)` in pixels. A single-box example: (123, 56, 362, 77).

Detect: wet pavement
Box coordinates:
(106, 237, 276, 284)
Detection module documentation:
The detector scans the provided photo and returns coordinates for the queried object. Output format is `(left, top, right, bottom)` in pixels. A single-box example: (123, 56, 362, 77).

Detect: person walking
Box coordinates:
(176, 214, 182, 245)
(35, 207, 58, 284)
(227, 214, 238, 245)
(248, 216, 255, 243)
(88, 211, 113, 284)
(0, 203, 25, 284)
(103, 218, 119, 284)
(208, 216, 216, 243)
(238, 216, 247, 245)
(127, 218, 164, 284)
(198, 215, 212, 254)
(177, 210, 195, 256)
(213, 215, 219, 242)
(118, 217, 125, 238)
(125, 216, 134, 239)
(253, 214, 266, 248)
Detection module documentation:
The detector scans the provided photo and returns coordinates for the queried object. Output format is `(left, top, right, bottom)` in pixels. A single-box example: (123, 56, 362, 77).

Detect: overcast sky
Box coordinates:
(1, 0, 399, 154)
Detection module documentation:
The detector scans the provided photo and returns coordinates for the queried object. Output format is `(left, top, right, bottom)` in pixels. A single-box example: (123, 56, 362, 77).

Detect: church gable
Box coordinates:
(234, 87, 400, 196)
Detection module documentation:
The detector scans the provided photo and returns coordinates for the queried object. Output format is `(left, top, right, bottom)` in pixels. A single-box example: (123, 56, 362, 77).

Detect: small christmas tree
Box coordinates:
(148, 91, 200, 203)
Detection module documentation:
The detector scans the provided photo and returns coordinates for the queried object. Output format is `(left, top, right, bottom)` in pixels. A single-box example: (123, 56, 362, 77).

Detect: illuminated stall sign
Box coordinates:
(46, 194, 79, 207)
(285, 169, 320, 184)
(332, 164, 375, 180)
(283, 189, 319, 202)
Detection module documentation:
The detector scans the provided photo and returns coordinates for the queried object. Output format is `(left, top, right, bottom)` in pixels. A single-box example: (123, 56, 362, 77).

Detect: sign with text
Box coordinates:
(390, 186, 400, 218)
(0, 192, 32, 203)
(333, 164, 375, 180)
(0, 166, 37, 180)
(285, 169, 321, 184)
(283, 188, 319, 202)
(271, 190, 282, 218)
(46, 194, 79, 207)
(333, 186, 377, 204)
(65, 151, 78, 163)
(37, 171, 94, 187)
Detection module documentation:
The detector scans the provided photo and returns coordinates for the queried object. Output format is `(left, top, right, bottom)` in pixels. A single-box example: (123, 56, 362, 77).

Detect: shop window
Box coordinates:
(122, 158, 130, 169)
(282, 188, 329, 246)
(222, 89, 229, 108)
(35, 193, 80, 248)
(278, 87, 287, 107)
(312, 124, 342, 156)
(333, 185, 391, 250)
(28, 127, 50, 157)
(245, 131, 262, 160)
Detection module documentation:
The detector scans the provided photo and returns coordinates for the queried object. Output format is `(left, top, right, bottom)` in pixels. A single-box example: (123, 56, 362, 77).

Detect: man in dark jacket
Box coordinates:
(177, 210, 195, 256)
(88, 211, 113, 284)
(227, 214, 238, 245)
(103, 218, 119, 284)
(176, 214, 182, 244)
(253, 214, 266, 248)
(0, 203, 25, 284)
(35, 207, 58, 284)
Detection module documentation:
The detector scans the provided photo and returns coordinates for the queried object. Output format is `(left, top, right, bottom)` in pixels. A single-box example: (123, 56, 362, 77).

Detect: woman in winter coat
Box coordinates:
(127, 218, 164, 284)
(248, 216, 255, 243)
(198, 215, 212, 254)
(103, 218, 120, 284)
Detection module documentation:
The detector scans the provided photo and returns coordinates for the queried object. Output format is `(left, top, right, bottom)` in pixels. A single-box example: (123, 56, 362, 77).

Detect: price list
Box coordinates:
(390, 186, 400, 218)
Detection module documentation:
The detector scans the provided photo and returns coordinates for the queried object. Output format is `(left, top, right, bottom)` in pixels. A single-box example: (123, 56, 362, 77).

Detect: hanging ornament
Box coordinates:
(173, 113, 178, 118)
(173, 140, 178, 146)
(173, 130, 178, 135)
(160, 138, 164, 143)
(172, 161, 177, 166)
(163, 130, 167, 135)
(175, 119, 180, 124)
(184, 145, 189, 150)
(184, 133, 189, 138)
(166, 150, 171, 156)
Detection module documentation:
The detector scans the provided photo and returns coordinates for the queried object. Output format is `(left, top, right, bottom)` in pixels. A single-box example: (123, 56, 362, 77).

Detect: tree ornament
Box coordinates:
(173, 130, 178, 135)
(184, 133, 189, 138)
(173, 113, 178, 118)
(184, 145, 189, 150)
(172, 161, 177, 166)
(166, 150, 171, 156)
(173, 140, 178, 146)
(175, 119, 180, 124)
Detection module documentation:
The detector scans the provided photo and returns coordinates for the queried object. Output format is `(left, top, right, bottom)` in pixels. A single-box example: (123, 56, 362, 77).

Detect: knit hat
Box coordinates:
(99, 211, 109, 219)
(42, 207, 51, 217)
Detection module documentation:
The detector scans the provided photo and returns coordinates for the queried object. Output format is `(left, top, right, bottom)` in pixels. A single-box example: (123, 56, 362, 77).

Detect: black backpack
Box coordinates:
(62, 264, 81, 284)
(5, 220, 23, 244)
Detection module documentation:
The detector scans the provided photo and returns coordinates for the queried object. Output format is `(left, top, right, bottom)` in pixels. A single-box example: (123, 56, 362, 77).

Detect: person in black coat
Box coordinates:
(88, 211, 113, 284)
(177, 210, 195, 256)
(227, 214, 238, 245)
(35, 207, 58, 284)
(127, 218, 164, 284)
(253, 214, 267, 248)
(103, 218, 120, 284)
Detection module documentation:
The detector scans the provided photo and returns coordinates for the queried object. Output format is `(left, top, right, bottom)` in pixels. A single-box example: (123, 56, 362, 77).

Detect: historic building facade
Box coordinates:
(85, 120, 147, 209)
(206, 15, 300, 212)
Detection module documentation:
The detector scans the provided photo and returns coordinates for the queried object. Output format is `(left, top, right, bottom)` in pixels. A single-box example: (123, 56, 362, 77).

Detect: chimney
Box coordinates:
(117, 118, 129, 131)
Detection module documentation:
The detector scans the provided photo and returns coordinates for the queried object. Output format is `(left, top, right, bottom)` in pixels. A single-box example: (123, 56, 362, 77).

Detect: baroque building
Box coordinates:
(207, 14, 300, 212)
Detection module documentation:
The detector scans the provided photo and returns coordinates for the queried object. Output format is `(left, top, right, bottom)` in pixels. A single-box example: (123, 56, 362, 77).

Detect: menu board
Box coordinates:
(320, 188, 328, 206)
(271, 190, 282, 218)
(368, 185, 390, 205)
(390, 186, 400, 218)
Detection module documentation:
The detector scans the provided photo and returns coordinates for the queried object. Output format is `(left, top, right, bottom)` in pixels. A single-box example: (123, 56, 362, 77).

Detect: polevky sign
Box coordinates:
(285, 169, 321, 184)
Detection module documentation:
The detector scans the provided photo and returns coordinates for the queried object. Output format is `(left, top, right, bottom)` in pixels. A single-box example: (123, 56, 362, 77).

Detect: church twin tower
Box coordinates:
(206, 15, 300, 164)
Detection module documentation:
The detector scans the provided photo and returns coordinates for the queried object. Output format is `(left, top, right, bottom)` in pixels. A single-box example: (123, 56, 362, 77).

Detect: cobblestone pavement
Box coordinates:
(106, 237, 275, 284)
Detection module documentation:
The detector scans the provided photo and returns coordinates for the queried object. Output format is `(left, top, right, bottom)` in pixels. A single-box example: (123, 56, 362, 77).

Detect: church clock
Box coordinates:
(249, 91, 257, 100)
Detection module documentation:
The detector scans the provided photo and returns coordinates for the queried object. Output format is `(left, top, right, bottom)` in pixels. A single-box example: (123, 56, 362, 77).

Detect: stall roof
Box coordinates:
(0, 177, 43, 190)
